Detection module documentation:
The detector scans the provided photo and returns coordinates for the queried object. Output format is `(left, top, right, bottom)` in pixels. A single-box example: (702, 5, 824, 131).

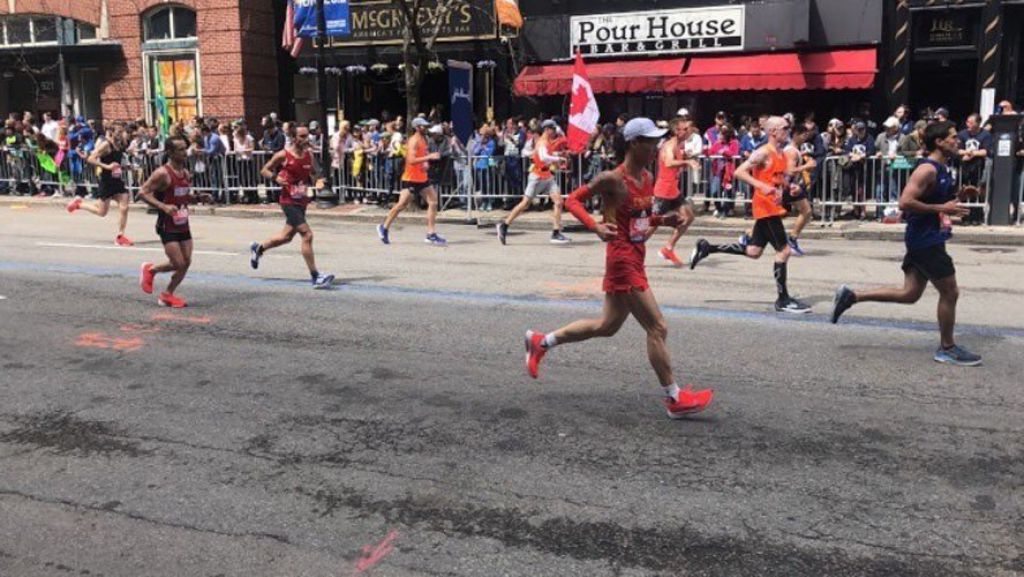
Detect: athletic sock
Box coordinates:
(709, 243, 746, 255)
(663, 383, 682, 401)
(542, 333, 558, 349)
(311, 270, 319, 281)
(774, 262, 790, 301)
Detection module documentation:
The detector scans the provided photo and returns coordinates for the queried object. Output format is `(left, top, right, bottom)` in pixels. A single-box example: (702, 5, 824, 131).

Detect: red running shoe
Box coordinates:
(158, 292, 187, 308)
(659, 246, 684, 268)
(116, 234, 134, 247)
(524, 330, 547, 379)
(139, 262, 155, 294)
(66, 198, 82, 213)
(664, 386, 714, 419)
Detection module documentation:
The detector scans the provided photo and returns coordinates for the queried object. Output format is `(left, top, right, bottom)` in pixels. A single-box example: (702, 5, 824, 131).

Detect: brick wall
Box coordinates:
(2, 0, 103, 27)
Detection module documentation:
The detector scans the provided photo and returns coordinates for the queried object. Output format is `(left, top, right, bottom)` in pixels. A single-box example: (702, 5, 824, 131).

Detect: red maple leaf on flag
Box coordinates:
(569, 83, 589, 117)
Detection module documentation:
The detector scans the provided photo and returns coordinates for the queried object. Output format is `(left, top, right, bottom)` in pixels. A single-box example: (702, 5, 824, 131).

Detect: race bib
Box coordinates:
(291, 182, 308, 200)
(172, 207, 189, 226)
(629, 212, 650, 244)
(940, 213, 953, 237)
(111, 166, 123, 179)
(173, 186, 189, 198)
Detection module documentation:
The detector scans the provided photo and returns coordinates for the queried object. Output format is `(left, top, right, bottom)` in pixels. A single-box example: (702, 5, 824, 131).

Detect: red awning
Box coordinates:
(513, 48, 877, 96)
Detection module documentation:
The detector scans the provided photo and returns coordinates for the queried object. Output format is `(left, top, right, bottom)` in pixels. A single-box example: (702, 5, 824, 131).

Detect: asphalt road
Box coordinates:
(0, 205, 1021, 577)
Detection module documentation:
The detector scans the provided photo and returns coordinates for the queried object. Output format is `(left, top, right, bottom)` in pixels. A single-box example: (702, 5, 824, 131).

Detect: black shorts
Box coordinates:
(902, 243, 955, 282)
(652, 196, 687, 216)
(750, 216, 787, 251)
(782, 186, 810, 209)
(97, 181, 127, 200)
(402, 181, 433, 197)
(282, 204, 307, 228)
(156, 227, 192, 245)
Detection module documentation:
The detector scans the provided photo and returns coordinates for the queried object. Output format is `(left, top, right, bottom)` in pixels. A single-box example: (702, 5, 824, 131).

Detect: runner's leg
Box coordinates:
(296, 223, 318, 274)
(383, 189, 413, 230)
(259, 224, 298, 252)
(624, 289, 674, 386)
(665, 203, 693, 252)
(115, 193, 130, 236)
(849, 269, 928, 305)
(791, 198, 812, 239)
(504, 196, 531, 225)
(548, 292, 630, 345)
(80, 198, 111, 217)
(931, 275, 959, 349)
(423, 186, 438, 235)
(163, 240, 192, 294)
(550, 190, 564, 232)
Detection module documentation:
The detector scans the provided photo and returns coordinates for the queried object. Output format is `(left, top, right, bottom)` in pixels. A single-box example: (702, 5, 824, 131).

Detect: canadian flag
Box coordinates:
(282, 0, 304, 59)
(567, 51, 599, 154)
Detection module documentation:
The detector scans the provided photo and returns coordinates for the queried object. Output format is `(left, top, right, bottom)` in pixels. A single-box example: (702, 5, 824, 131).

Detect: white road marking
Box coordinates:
(36, 242, 238, 257)
(0, 295, 6, 300)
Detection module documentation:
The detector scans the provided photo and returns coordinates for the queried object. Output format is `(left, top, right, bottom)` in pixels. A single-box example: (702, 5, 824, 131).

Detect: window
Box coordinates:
(78, 23, 97, 42)
(32, 17, 57, 43)
(0, 16, 60, 46)
(144, 7, 196, 42)
(5, 18, 31, 44)
(149, 54, 201, 127)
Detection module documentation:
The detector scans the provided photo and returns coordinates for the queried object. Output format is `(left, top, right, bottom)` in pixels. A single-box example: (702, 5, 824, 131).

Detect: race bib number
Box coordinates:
(172, 207, 189, 226)
(173, 186, 189, 198)
(291, 182, 308, 200)
(940, 213, 953, 237)
(111, 166, 123, 180)
(629, 213, 650, 243)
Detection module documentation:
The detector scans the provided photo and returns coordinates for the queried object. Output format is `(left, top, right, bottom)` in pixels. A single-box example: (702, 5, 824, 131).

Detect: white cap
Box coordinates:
(883, 116, 900, 129)
(540, 119, 558, 130)
(676, 108, 690, 118)
(428, 124, 443, 135)
(623, 117, 667, 142)
(412, 117, 431, 129)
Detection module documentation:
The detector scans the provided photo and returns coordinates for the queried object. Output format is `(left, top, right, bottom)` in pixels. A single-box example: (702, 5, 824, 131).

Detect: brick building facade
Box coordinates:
(0, 0, 279, 127)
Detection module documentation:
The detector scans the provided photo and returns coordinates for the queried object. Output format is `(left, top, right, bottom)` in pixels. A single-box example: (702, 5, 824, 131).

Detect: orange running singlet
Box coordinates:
(750, 144, 788, 220)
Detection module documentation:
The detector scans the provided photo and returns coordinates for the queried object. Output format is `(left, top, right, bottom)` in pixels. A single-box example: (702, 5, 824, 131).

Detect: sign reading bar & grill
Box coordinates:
(570, 6, 744, 57)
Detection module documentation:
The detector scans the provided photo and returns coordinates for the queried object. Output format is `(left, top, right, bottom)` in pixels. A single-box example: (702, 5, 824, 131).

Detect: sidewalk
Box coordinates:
(4, 194, 1023, 245)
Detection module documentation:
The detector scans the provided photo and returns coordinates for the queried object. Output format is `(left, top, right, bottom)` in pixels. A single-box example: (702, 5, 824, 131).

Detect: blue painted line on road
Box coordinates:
(1, 259, 1022, 340)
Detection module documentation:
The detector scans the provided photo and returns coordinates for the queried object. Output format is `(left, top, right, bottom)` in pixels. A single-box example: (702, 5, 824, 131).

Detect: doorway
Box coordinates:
(909, 57, 976, 121)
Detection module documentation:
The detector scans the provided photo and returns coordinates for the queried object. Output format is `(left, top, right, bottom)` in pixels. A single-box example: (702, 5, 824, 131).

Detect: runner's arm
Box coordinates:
(564, 183, 596, 229)
(260, 150, 286, 180)
(734, 150, 773, 193)
(898, 164, 965, 216)
(137, 170, 176, 216)
(662, 143, 688, 168)
(86, 140, 114, 169)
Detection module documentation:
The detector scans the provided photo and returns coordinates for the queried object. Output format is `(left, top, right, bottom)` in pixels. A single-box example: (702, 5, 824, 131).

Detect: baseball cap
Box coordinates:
(309, 120, 319, 130)
(882, 116, 899, 129)
(935, 107, 950, 118)
(854, 121, 867, 130)
(540, 119, 558, 130)
(676, 107, 690, 118)
(412, 117, 430, 128)
(623, 117, 667, 142)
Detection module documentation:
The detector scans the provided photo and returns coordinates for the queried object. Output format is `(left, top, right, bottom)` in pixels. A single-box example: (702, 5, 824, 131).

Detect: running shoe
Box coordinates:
(139, 262, 155, 295)
(376, 224, 390, 245)
(66, 197, 82, 213)
(249, 242, 262, 270)
(425, 233, 447, 246)
(689, 239, 711, 270)
(550, 231, 571, 245)
(115, 234, 134, 247)
(524, 329, 547, 379)
(313, 273, 335, 290)
(497, 222, 508, 245)
(738, 232, 751, 248)
(158, 292, 187, 308)
(659, 246, 684, 268)
(775, 297, 812, 314)
(787, 235, 805, 256)
(933, 345, 982, 367)
(664, 387, 714, 419)
(830, 285, 856, 324)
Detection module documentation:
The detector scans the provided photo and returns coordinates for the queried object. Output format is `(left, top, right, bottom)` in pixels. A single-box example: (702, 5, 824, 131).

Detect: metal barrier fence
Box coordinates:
(0, 147, 1012, 225)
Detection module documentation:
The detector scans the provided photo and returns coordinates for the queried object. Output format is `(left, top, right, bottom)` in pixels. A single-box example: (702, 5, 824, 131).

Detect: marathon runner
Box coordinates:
(523, 117, 714, 418)
(136, 135, 212, 308)
(831, 121, 981, 366)
(782, 122, 817, 255)
(67, 122, 134, 246)
(689, 116, 811, 314)
(376, 117, 446, 246)
(248, 125, 335, 289)
(653, 116, 697, 266)
(497, 119, 571, 245)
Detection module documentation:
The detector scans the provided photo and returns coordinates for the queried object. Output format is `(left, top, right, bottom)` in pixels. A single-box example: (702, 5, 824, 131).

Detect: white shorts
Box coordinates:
(524, 174, 560, 199)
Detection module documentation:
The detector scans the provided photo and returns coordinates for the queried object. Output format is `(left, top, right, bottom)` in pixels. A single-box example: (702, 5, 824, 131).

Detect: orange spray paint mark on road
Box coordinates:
(74, 332, 146, 352)
(540, 278, 603, 300)
(353, 530, 400, 574)
(120, 324, 163, 335)
(151, 313, 213, 324)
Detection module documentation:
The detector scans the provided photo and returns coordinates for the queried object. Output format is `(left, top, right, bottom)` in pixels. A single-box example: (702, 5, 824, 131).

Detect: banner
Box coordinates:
(567, 52, 599, 153)
(448, 60, 473, 146)
(570, 5, 744, 57)
(295, 0, 351, 38)
(496, 0, 523, 29)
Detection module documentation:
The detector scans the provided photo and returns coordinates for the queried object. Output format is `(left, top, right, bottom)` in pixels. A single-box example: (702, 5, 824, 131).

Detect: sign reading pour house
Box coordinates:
(570, 6, 744, 57)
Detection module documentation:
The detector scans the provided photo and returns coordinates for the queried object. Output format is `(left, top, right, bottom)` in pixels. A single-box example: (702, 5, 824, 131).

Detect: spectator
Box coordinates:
(958, 113, 993, 225)
(709, 123, 739, 218)
(935, 107, 950, 123)
(898, 120, 928, 159)
(232, 125, 258, 203)
(472, 124, 497, 211)
(202, 123, 227, 201)
(894, 104, 914, 135)
(843, 121, 875, 219)
(41, 112, 59, 142)
(875, 116, 904, 213)
(857, 101, 878, 135)
(740, 120, 766, 159)
(501, 117, 525, 208)
(260, 119, 285, 153)
(704, 110, 726, 146)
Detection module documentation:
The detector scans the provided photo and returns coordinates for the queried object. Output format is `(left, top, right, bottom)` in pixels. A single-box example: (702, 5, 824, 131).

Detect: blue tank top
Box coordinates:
(904, 158, 954, 251)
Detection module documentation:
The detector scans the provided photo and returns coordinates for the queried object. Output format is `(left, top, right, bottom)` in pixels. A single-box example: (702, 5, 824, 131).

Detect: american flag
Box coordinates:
(282, 0, 304, 58)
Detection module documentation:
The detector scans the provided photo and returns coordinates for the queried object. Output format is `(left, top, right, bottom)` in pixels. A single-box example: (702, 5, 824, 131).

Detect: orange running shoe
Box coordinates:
(524, 330, 547, 379)
(139, 263, 155, 294)
(158, 292, 187, 308)
(66, 198, 83, 213)
(116, 234, 134, 247)
(664, 386, 714, 419)
(658, 246, 684, 268)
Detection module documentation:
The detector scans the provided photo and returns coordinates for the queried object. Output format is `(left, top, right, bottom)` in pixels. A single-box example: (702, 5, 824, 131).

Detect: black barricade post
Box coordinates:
(988, 114, 1021, 225)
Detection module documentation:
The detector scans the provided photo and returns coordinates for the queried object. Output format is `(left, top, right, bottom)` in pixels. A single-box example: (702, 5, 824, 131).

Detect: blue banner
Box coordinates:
(294, 0, 350, 38)
(448, 61, 473, 146)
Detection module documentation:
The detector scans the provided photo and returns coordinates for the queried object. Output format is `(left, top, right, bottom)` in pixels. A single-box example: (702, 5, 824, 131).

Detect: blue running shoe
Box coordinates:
(249, 242, 262, 270)
(738, 233, 751, 248)
(425, 233, 447, 246)
(376, 224, 390, 245)
(313, 273, 335, 290)
(787, 235, 805, 256)
(934, 345, 982, 367)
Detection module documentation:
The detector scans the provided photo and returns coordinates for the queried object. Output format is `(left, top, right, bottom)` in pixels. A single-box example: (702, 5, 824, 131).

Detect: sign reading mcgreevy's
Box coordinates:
(327, 0, 496, 47)
(570, 6, 744, 57)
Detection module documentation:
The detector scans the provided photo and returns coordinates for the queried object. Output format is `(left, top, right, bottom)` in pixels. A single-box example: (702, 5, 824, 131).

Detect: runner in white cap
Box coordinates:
(377, 116, 446, 245)
(497, 119, 571, 245)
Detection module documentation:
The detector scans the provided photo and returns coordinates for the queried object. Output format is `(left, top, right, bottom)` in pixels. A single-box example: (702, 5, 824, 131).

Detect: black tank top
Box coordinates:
(99, 141, 123, 184)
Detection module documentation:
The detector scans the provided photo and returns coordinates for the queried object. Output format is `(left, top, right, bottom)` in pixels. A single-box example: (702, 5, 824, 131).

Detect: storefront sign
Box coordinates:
(328, 0, 495, 47)
(570, 6, 744, 58)
(914, 10, 978, 49)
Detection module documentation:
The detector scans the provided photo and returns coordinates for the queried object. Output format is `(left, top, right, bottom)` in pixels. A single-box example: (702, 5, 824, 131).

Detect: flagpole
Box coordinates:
(315, 0, 337, 206)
